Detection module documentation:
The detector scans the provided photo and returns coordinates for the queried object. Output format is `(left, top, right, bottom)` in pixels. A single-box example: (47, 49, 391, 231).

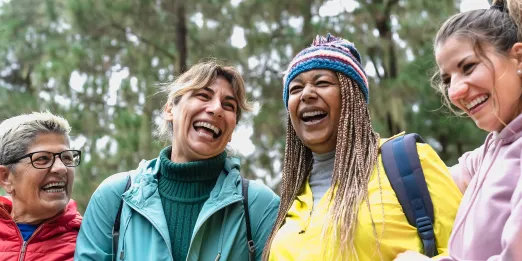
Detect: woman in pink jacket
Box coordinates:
(395, 0, 522, 260)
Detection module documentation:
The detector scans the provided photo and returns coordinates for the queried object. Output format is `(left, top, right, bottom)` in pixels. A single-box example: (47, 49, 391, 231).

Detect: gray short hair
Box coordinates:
(0, 112, 71, 167)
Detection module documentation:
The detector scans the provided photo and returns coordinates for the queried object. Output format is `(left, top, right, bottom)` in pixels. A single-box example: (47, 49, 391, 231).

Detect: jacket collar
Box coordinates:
(122, 155, 243, 212)
(0, 197, 82, 238)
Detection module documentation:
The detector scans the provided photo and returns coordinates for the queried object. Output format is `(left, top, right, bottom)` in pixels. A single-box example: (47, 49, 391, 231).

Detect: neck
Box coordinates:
(10, 202, 52, 225)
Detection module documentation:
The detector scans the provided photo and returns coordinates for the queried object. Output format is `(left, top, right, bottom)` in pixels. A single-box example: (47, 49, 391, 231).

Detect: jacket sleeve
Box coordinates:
(248, 182, 280, 261)
(449, 144, 485, 193)
(416, 143, 462, 259)
(74, 172, 130, 261)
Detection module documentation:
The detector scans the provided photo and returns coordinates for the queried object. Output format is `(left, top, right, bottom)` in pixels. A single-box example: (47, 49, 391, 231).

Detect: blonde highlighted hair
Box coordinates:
(263, 73, 383, 260)
(157, 60, 253, 142)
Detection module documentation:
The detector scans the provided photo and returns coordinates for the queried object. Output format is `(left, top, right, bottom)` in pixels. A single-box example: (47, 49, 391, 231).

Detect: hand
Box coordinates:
(393, 250, 432, 261)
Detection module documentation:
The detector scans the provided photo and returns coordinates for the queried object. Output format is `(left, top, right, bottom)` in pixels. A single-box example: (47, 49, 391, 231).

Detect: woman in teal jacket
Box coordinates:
(74, 61, 280, 261)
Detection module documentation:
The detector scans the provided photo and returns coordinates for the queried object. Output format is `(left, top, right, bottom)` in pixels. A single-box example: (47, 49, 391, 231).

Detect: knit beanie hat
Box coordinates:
(282, 34, 369, 109)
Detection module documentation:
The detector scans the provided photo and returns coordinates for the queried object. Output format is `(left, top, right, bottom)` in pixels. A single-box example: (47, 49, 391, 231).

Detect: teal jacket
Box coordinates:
(74, 156, 280, 261)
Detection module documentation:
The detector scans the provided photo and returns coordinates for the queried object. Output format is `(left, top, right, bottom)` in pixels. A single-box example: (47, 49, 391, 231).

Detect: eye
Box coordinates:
(315, 80, 332, 87)
(33, 155, 51, 163)
(289, 85, 303, 94)
(196, 92, 210, 99)
(463, 63, 476, 75)
(441, 76, 450, 86)
(223, 102, 236, 111)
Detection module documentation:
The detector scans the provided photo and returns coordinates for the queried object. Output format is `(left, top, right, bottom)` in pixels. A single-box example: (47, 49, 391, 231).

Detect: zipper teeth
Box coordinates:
(124, 190, 242, 261)
(18, 241, 27, 261)
(14, 210, 63, 261)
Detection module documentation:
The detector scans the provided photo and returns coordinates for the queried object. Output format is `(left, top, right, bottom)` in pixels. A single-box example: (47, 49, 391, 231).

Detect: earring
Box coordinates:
(518, 69, 522, 76)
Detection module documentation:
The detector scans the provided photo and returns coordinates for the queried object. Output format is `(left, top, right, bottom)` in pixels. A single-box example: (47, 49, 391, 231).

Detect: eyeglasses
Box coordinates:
(2, 150, 82, 169)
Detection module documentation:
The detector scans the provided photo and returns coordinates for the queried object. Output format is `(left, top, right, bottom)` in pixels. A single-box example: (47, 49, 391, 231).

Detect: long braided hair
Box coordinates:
(262, 73, 382, 260)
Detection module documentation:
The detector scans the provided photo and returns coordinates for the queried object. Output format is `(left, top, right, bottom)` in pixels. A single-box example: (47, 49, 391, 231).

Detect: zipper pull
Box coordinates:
(214, 253, 221, 261)
(119, 250, 125, 260)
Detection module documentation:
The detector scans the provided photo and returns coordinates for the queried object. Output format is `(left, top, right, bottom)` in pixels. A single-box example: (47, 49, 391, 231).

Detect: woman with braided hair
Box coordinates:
(263, 34, 462, 261)
(396, 0, 522, 260)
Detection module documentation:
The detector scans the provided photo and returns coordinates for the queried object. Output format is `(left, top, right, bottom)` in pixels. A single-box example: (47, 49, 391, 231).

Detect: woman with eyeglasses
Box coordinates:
(0, 112, 83, 261)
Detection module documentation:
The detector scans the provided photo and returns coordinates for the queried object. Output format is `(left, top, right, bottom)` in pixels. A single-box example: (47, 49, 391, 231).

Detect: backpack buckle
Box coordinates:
(416, 216, 434, 240)
(247, 240, 255, 253)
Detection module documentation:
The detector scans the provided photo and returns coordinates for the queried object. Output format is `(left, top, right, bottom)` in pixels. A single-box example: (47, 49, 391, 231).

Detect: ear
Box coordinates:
(510, 42, 522, 69)
(164, 102, 174, 121)
(0, 165, 14, 194)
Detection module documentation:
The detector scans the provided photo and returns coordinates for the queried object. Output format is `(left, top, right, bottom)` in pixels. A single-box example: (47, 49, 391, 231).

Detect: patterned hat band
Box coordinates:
(283, 34, 368, 109)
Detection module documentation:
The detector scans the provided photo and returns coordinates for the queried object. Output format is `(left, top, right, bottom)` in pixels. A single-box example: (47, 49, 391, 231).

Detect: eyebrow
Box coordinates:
(202, 87, 238, 105)
(457, 55, 473, 69)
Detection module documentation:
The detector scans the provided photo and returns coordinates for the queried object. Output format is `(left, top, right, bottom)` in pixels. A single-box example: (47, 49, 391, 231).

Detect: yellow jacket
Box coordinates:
(269, 135, 462, 261)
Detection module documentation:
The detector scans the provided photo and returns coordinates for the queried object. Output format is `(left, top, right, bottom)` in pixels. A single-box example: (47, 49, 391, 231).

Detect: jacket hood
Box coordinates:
(494, 113, 522, 144)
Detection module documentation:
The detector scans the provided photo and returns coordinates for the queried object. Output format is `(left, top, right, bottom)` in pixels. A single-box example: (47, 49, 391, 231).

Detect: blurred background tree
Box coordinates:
(0, 0, 487, 209)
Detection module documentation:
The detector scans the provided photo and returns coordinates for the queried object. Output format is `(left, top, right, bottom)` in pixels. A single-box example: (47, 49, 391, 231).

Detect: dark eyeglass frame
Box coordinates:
(1, 150, 82, 169)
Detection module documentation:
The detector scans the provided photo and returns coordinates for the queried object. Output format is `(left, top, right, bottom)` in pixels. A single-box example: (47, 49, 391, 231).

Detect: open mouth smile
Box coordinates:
(300, 110, 328, 125)
(41, 181, 66, 193)
(193, 121, 222, 139)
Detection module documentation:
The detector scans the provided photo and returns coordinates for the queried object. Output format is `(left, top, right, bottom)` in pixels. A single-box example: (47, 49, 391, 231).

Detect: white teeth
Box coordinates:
(42, 182, 65, 189)
(194, 121, 220, 135)
(43, 188, 65, 193)
(465, 95, 489, 110)
(302, 111, 327, 117)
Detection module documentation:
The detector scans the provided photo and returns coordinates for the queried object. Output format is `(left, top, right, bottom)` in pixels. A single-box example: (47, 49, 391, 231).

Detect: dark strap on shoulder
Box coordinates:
(112, 176, 132, 261)
(381, 133, 437, 257)
(241, 177, 255, 261)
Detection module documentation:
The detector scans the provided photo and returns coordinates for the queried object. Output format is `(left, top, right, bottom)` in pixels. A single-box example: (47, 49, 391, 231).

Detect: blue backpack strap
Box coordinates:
(381, 133, 437, 257)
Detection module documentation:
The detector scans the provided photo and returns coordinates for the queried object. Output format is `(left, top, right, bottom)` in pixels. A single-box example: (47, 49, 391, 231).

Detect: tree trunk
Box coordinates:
(301, 0, 313, 47)
(175, 1, 187, 74)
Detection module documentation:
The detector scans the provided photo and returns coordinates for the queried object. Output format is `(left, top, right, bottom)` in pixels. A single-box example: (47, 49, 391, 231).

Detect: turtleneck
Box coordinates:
(310, 150, 335, 209)
(157, 146, 226, 261)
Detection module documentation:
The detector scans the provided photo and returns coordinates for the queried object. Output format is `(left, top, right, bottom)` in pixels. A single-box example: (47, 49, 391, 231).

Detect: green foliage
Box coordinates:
(0, 0, 486, 212)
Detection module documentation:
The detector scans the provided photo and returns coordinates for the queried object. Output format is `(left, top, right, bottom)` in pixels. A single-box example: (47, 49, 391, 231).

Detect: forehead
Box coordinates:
(435, 36, 476, 70)
(201, 76, 236, 96)
(292, 69, 337, 81)
(27, 133, 70, 153)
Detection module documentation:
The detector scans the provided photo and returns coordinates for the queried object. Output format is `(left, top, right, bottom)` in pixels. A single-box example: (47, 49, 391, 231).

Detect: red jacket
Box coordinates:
(0, 196, 82, 261)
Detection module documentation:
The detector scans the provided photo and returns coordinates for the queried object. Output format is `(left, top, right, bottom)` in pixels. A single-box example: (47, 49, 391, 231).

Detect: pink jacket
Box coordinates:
(439, 114, 522, 261)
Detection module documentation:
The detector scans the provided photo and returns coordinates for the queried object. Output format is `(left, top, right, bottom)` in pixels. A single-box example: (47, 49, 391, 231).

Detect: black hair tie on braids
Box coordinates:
(490, 1, 509, 13)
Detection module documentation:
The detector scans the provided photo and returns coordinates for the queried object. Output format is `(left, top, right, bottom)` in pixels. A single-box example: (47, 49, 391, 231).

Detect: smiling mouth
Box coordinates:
(193, 121, 222, 139)
(41, 181, 66, 193)
(300, 110, 328, 123)
(464, 94, 490, 111)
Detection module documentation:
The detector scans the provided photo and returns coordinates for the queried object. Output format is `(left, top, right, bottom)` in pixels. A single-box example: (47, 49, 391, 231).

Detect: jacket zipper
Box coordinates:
(15, 213, 62, 261)
(18, 241, 27, 261)
(123, 202, 175, 261)
(186, 198, 242, 261)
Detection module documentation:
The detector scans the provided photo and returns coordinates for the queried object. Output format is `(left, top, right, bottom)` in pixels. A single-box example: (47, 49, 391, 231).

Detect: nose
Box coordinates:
(300, 84, 317, 102)
(50, 155, 68, 174)
(206, 97, 224, 118)
(447, 78, 469, 102)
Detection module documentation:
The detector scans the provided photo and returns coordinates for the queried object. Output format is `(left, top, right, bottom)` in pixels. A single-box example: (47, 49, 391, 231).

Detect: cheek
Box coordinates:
(287, 98, 301, 124)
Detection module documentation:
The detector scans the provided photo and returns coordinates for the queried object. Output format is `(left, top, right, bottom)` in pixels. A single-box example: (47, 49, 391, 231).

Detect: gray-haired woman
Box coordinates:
(0, 112, 82, 261)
